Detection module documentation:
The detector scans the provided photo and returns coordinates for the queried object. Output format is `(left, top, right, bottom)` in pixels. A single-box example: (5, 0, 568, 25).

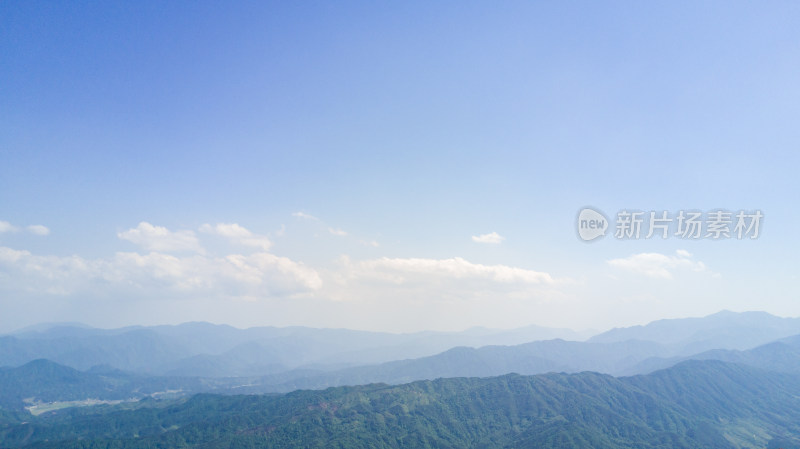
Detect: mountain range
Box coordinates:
(1, 321, 594, 377)
(3, 311, 800, 447)
(3, 310, 800, 408)
(1, 359, 799, 448)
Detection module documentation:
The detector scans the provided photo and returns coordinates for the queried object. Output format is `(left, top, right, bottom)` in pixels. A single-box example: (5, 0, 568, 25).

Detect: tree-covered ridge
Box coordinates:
(2, 360, 799, 448)
(0, 359, 218, 411)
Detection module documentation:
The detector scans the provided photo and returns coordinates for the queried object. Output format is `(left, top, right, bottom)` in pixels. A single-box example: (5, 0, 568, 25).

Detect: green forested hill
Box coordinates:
(2, 360, 799, 448)
(0, 359, 217, 411)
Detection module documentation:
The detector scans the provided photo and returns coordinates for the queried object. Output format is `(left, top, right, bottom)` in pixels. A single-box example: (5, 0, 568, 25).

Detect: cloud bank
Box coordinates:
(1, 222, 321, 303)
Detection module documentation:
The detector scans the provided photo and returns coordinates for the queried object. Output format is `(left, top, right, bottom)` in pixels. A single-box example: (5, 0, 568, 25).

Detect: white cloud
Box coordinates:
(0, 221, 49, 235)
(0, 222, 321, 301)
(113, 251, 321, 295)
(0, 221, 316, 300)
(199, 223, 272, 251)
(328, 227, 348, 237)
(607, 250, 706, 279)
(472, 232, 505, 244)
(290, 212, 357, 241)
(0, 234, 575, 332)
(27, 225, 50, 236)
(360, 240, 380, 247)
(322, 256, 566, 309)
(0, 247, 28, 264)
(292, 212, 319, 221)
(0, 246, 321, 299)
(337, 256, 556, 287)
(200, 223, 251, 239)
(0, 247, 104, 295)
(0, 221, 19, 233)
(118, 222, 203, 253)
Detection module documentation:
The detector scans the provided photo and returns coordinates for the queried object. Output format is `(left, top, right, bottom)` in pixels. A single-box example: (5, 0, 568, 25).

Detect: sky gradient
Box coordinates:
(2, 1, 799, 333)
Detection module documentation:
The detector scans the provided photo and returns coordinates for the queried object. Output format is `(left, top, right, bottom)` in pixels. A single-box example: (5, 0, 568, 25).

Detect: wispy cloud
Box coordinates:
(328, 227, 348, 237)
(0, 221, 50, 236)
(322, 255, 568, 312)
(0, 221, 18, 233)
(607, 250, 706, 279)
(27, 225, 50, 236)
(199, 223, 272, 251)
(472, 232, 505, 244)
(293, 212, 351, 239)
(292, 212, 319, 221)
(340, 256, 556, 285)
(118, 222, 203, 253)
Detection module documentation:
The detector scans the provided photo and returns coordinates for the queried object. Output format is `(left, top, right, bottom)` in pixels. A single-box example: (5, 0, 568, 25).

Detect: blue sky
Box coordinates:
(1, 1, 799, 333)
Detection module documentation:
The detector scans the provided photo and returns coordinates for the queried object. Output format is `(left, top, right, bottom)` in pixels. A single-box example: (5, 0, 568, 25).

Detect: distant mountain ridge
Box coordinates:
(623, 333, 800, 375)
(589, 310, 800, 353)
(0, 320, 593, 377)
(248, 338, 668, 393)
(3, 310, 800, 392)
(225, 310, 800, 392)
